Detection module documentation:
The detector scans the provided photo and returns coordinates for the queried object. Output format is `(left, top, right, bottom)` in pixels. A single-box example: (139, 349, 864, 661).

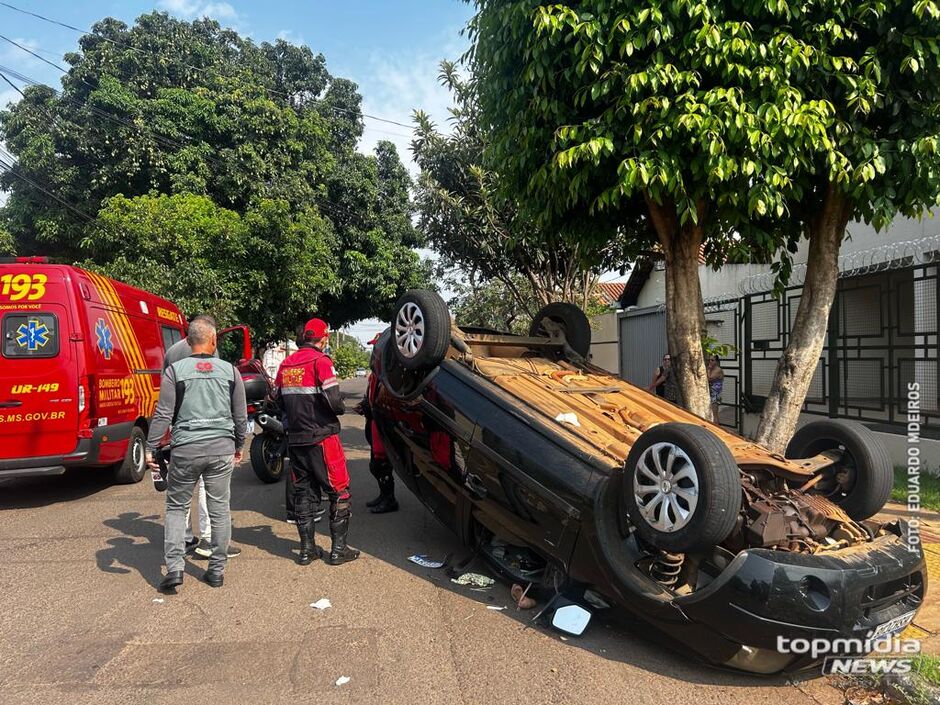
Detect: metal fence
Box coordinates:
(618, 262, 940, 435)
(744, 263, 939, 433)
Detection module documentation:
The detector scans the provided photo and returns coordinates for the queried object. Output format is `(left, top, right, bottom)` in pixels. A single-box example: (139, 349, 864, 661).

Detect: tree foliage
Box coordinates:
(0, 12, 425, 335)
(412, 60, 631, 319)
(470, 0, 940, 422)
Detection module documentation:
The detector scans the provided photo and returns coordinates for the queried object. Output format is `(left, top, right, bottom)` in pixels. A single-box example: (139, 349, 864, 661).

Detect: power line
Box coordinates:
(0, 153, 97, 222)
(0, 1, 415, 130)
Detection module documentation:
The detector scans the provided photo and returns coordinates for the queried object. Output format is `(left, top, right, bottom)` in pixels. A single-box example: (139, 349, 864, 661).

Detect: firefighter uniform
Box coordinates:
(359, 334, 398, 514)
(275, 318, 359, 566)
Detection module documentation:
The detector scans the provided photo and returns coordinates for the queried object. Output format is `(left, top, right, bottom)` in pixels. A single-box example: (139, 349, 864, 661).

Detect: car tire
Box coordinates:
(529, 302, 592, 357)
(622, 423, 740, 553)
(391, 290, 451, 371)
(114, 426, 147, 484)
(250, 433, 284, 484)
(785, 419, 892, 521)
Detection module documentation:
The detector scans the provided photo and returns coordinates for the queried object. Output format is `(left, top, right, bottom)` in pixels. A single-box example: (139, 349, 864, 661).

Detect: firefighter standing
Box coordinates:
(275, 318, 359, 566)
(356, 333, 398, 513)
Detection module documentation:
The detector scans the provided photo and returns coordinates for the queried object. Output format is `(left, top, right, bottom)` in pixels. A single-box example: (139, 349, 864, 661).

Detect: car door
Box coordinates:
(398, 371, 476, 534)
(457, 383, 586, 566)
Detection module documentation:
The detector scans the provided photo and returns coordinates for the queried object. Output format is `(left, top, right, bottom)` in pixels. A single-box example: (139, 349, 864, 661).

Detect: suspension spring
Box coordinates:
(650, 552, 685, 588)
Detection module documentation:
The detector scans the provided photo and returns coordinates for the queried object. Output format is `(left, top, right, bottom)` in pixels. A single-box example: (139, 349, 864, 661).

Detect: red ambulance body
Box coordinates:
(0, 257, 187, 482)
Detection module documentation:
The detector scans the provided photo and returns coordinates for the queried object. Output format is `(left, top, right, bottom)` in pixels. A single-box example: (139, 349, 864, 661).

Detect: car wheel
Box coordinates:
(391, 290, 451, 371)
(622, 423, 740, 553)
(529, 302, 592, 357)
(113, 426, 147, 484)
(785, 419, 892, 521)
(250, 433, 284, 483)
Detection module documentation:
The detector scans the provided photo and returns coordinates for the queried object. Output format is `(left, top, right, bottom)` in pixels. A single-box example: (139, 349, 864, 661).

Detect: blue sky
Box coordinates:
(0, 1, 473, 164)
(0, 1, 474, 343)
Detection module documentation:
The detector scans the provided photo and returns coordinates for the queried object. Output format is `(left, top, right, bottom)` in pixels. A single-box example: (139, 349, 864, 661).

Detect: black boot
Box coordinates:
(369, 492, 398, 514)
(296, 521, 320, 566)
(367, 472, 396, 510)
(326, 516, 360, 565)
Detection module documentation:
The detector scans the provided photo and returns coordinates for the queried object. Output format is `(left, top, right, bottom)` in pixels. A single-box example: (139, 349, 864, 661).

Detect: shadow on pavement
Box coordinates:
(0, 467, 115, 509)
(95, 511, 166, 590)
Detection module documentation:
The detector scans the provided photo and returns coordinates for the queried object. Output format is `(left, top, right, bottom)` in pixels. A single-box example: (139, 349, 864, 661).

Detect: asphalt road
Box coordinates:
(0, 378, 841, 705)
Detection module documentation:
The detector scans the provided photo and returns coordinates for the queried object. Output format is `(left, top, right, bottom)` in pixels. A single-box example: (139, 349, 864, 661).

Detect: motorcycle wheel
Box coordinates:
(250, 432, 285, 483)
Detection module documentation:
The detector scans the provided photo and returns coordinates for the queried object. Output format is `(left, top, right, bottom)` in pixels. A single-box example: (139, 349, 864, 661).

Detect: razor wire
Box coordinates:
(739, 233, 940, 296)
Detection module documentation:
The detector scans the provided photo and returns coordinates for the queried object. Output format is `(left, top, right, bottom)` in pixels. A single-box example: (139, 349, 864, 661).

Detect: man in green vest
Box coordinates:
(146, 317, 247, 593)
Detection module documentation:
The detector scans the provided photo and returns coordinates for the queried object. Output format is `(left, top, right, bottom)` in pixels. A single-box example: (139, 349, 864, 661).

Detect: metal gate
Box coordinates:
(619, 307, 666, 388)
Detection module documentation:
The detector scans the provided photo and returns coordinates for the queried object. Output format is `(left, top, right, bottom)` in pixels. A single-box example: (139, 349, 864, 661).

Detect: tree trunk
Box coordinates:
(753, 184, 852, 453)
(645, 194, 712, 418)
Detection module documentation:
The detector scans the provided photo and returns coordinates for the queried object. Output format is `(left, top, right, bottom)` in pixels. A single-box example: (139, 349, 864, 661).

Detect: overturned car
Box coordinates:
(370, 290, 926, 674)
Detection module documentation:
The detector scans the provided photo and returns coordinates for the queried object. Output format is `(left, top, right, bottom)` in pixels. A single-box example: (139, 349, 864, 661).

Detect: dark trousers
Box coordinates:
(288, 440, 351, 524)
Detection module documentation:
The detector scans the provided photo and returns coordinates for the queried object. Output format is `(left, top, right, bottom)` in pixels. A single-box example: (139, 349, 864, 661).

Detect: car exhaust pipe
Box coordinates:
(256, 413, 284, 434)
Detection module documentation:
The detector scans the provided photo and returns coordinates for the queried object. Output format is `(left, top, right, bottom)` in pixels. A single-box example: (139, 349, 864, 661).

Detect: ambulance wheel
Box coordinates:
(251, 433, 284, 483)
(114, 426, 147, 484)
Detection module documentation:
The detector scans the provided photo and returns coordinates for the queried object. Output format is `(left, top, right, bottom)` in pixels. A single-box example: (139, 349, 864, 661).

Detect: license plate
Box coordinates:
(869, 611, 916, 640)
(246, 419, 255, 435)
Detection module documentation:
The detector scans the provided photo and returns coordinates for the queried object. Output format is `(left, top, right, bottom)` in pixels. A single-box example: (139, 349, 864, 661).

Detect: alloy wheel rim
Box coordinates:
(395, 302, 425, 358)
(633, 442, 699, 533)
(132, 436, 144, 471)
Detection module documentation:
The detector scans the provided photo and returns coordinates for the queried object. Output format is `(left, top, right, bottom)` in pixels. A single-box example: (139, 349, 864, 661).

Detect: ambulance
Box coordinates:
(0, 257, 187, 482)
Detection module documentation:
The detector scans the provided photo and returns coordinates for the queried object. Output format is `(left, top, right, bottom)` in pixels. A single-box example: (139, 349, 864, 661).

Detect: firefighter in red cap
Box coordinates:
(355, 331, 398, 513)
(274, 317, 359, 565)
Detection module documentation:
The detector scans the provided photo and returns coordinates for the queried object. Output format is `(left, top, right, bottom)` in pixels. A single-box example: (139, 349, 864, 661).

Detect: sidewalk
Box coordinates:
(877, 502, 940, 655)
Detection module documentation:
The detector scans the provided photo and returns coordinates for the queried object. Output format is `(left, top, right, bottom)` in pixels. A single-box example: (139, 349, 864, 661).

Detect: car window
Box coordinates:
(2, 312, 59, 358)
(161, 325, 183, 352)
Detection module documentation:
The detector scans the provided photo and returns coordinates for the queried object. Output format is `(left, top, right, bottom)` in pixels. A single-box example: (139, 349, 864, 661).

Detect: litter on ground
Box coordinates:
(335, 676, 351, 687)
(152, 598, 164, 604)
(310, 598, 332, 610)
(486, 605, 506, 611)
(451, 572, 495, 588)
(407, 554, 446, 569)
(554, 412, 581, 427)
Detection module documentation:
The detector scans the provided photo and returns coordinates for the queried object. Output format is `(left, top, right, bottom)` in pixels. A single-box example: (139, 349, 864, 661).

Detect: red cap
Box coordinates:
(303, 318, 329, 340)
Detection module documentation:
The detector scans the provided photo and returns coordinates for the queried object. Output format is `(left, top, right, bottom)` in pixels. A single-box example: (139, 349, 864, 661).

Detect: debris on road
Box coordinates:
(152, 598, 164, 604)
(310, 598, 332, 610)
(486, 605, 506, 611)
(511, 583, 537, 610)
(335, 676, 351, 687)
(408, 554, 446, 569)
(451, 572, 495, 588)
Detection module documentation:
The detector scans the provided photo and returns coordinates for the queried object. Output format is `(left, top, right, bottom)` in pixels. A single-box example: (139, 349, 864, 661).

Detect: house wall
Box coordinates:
(634, 214, 937, 307)
(589, 310, 620, 374)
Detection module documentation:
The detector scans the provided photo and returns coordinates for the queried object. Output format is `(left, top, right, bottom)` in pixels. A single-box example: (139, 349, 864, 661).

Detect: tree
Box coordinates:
(0, 12, 425, 330)
(84, 193, 338, 339)
(412, 61, 630, 321)
(470, 1, 940, 429)
(0, 225, 14, 256)
(331, 340, 370, 379)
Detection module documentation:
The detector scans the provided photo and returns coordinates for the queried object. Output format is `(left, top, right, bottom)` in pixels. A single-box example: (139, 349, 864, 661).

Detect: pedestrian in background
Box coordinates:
(707, 354, 724, 424)
(275, 317, 359, 566)
(147, 317, 247, 592)
(648, 353, 679, 403)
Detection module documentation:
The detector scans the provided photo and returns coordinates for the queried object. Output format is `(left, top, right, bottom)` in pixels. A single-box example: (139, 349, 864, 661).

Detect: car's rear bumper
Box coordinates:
(673, 523, 926, 673)
(0, 422, 134, 478)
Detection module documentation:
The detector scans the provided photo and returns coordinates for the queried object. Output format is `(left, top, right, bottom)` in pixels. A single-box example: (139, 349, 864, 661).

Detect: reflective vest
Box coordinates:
(169, 355, 237, 449)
